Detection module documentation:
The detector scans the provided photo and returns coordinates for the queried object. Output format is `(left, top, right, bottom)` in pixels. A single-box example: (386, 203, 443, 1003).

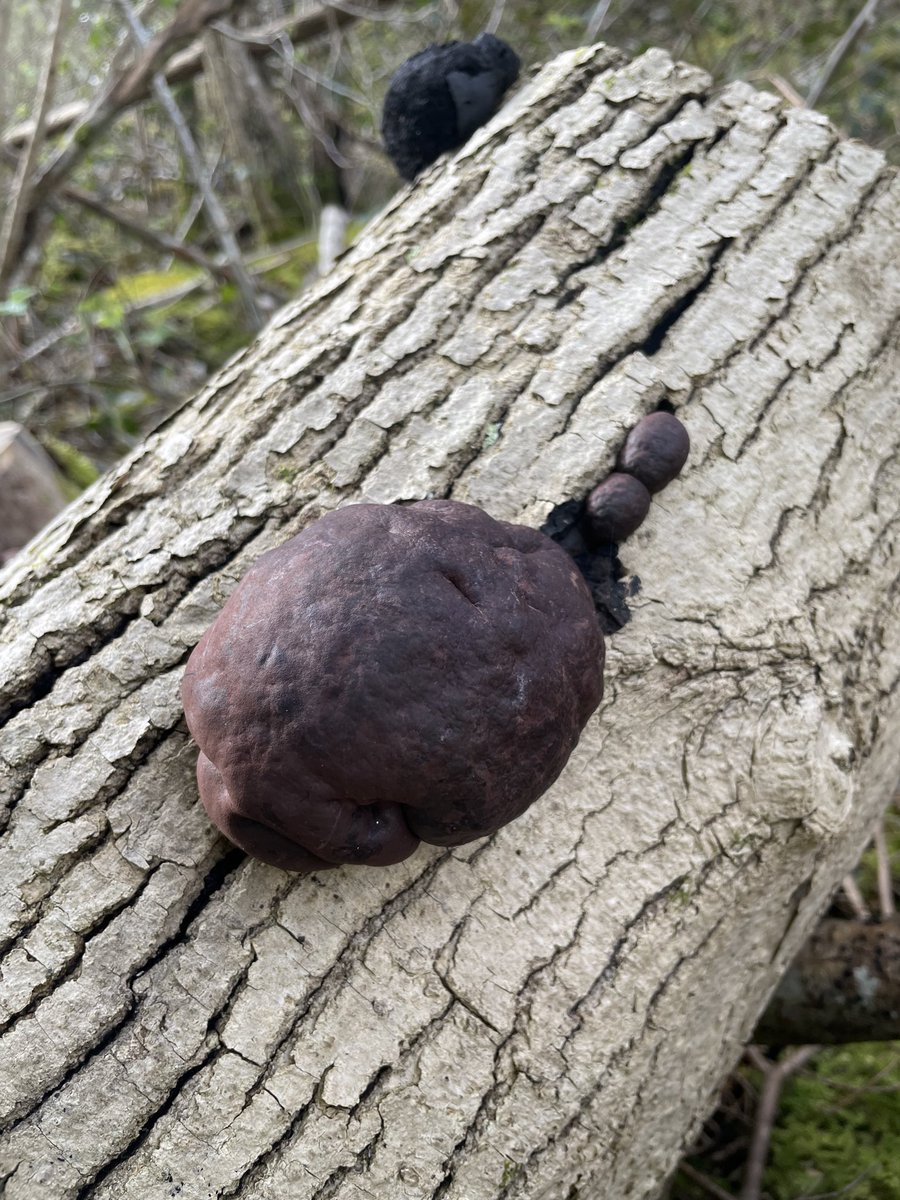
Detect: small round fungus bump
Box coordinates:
(617, 411, 690, 494)
(182, 500, 604, 872)
(585, 473, 652, 544)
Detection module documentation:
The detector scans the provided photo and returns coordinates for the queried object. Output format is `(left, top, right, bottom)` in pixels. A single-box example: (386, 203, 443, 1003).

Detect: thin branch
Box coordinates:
(484, 0, 507, 36)
(2, 0, 399, 151)
(0, 1, 11, 128)
(793, 1165, 878, 1200)
(678, 1161, 736, 1200)
(841, 872, 870, 920)
(29, 0, 238, 207)
(0, 0, 72, 293)
(114, 0, 264, 330)
(806, 0, 880, 109)
(54, 186, 227, 280)
(767, 74, 806, 108)
(740, 1046, 820, 1200)
(585, 0, 614, 41)
(874, 821, 895, 918)
(318, 203, 348, 276)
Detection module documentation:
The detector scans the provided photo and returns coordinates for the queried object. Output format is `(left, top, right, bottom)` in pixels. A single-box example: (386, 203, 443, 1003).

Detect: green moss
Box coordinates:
(40, 435, 100, 495)
(500, 1160, 521, 1187)
(104, 267, 200, 305)
(766, 1045, 900, 1199)
(259, 240, 319, 294)
(187, 295, 250, 366)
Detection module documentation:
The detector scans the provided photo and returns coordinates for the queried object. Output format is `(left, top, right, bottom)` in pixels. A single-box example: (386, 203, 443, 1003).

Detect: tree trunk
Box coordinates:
(1, 42, 898, 1200)
(757, 917, 900, 1044)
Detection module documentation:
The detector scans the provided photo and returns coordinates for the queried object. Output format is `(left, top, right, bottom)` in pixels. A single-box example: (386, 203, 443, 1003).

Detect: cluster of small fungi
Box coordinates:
(584, 411, 691, 544)
(182, 410, 689, 873)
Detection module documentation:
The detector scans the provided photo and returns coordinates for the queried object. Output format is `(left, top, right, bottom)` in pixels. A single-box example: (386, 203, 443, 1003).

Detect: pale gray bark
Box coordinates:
(0, 43, 898, 1200)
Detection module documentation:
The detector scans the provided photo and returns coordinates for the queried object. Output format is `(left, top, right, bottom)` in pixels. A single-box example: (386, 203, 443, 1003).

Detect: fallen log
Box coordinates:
(759, 917, 900, 1045)
(0, 42, 898, 1200)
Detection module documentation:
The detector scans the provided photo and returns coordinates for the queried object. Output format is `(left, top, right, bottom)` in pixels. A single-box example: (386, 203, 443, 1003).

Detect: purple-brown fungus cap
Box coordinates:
(616, 411, 690, 494)
(182, 499, 604, 872)
(585, 472, 651, 544)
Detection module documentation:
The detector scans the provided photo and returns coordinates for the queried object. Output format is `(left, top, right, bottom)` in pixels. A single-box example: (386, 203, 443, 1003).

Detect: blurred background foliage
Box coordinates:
(0, 0, 896, 482)
(1, 4, 899, 1194)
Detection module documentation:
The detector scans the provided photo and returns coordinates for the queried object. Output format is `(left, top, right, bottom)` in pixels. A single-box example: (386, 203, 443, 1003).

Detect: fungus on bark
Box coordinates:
(182, 499, 604, 872)
(585, 472, 652, 545)
(585, 411, 690, 546)
(616, 411, 690, 494)
(381, 34, 521, 181)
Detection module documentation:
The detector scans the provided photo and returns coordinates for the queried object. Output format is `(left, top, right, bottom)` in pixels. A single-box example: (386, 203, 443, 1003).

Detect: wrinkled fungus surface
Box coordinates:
(182, 500, 604, 872)
(381, 34, 520, 180)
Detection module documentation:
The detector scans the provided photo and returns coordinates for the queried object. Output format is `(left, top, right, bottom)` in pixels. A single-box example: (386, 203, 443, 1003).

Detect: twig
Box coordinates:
(740, 1045, 820, 1200)
(841, 873, 870, 920)
(0, 0, 72, 292)
(53, 186, 228, 280)
(114, 0, 264, 330)
(485, 0, 507, 35)
(318, 203, 349, 276)
(874, 821, 895, 918)
(678, 1160, 736, 1200)
(806, 0, 880, 109)
(585, 0, 613, 40)
(794, 1164, 877, 1199)
(30, 0, 237, 212)
(2, 1, 398, 150)
(767, 74, 806, 108)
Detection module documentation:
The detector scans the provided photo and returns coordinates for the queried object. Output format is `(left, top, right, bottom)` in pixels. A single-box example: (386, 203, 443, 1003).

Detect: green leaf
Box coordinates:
(0, 287, 35, 317)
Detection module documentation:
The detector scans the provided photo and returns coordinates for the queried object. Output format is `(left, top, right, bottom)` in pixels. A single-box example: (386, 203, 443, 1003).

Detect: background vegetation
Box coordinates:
(2, 2, 898, 1196)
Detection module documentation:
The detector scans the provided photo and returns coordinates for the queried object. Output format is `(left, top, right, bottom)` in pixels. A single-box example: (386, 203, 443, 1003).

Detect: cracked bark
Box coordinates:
(0, 42, 899, 1200)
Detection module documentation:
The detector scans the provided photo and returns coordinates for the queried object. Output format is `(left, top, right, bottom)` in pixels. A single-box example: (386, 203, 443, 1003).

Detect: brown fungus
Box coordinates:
(617, 411, 690, 494)
(182, 500, 604, 872)
(585, 472, 652, 545)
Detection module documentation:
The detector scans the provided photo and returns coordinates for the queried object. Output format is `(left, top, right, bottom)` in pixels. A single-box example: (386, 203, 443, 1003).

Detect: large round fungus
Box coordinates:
(381, 34, 521, 180)
(182, 500, 604, 872)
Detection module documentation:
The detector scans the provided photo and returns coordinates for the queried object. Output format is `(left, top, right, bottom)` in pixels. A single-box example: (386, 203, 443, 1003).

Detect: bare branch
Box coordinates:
(758, 917, 900, 1044)
(2, 0, 399, 152)
(0, 0, 72, 293)
(586, 0, 614, 40)
(29, 0, 239, 207)
(678, 1161, 737, 1200)
(806, 0, 880, 108)
(766, 73, 806, 108)
(874, 821, 895, 918)
(114, 0, 264, 330)
(53, 186, 229, 281)
(740, 1046, 820, 1200)
(840, 872, 870, 920)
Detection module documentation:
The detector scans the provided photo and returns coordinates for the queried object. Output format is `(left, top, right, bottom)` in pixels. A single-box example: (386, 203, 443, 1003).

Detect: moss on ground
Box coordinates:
(766, 1045, 900, 1198)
